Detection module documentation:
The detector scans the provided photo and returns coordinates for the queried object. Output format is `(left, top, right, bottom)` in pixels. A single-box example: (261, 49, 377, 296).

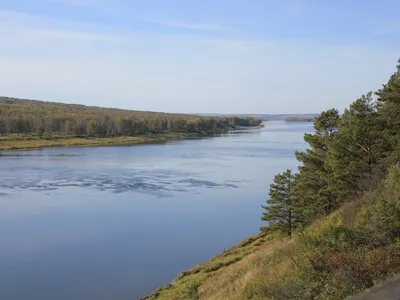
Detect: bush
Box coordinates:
(255, 165, 400, 300)
(355, 164, 400, 247)
(185, 280, 200, 300)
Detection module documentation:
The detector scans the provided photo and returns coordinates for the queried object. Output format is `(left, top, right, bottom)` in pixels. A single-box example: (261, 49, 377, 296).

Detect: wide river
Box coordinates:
(0, 122, 312, 300)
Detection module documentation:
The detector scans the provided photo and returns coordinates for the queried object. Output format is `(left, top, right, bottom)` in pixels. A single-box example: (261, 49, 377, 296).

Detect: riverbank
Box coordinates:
(233, 124, 265, 130)
(0, 126, 265, 151)
(144, 163, 400, 300)
(0, 132, 202, 151)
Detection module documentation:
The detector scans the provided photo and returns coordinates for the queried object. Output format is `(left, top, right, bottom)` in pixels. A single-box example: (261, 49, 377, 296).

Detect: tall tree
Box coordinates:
(294, 109, 340, 218)
(376, 58, 400, 159)
(328, 92, 386, 198)
(262, 169, 299, 238)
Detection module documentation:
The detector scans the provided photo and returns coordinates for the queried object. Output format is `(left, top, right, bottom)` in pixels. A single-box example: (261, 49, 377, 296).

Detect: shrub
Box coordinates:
(185, 280, 200, 300)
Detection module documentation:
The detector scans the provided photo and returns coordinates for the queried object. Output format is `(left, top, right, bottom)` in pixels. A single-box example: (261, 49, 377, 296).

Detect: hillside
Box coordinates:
(143, 165, 400, 300)
(0, 97, 262, 151)
(145, 58, 400, 299)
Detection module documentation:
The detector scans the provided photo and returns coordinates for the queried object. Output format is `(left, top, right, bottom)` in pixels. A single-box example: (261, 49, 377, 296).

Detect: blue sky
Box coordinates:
(1, 0, 399, 113)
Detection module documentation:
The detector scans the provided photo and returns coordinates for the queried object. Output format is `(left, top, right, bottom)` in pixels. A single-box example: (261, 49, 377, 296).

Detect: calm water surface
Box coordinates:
(0, 122, 312, 300)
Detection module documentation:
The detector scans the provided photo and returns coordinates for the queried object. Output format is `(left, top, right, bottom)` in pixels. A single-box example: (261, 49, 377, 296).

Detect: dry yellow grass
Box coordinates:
(198, 237, 295, 300)
(142, 232, 293, 300)
(0, 133, 192, 151)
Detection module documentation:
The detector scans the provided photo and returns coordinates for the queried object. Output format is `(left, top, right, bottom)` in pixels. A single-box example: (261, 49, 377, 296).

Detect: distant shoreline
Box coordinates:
(232, 124, 265, 130)
(0, 97, 264, 152)
(0, 126, 264, 152)
(284, 117, 314, 123)
(0, 133, 205, 152)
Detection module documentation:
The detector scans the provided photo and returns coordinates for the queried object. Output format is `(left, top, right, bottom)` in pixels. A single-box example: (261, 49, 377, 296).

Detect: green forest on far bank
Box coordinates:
(0, 97, 261, 137)
(284, 117, 314, 122)
(0, 98, 262, 151)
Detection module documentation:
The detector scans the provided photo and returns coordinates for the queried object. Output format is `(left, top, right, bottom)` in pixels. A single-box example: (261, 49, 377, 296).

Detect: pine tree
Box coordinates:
(376, 58, 400, 160)
(328, 92, 386, 199)
(294, 109, 340, 218)
(261, 169, 299, 238)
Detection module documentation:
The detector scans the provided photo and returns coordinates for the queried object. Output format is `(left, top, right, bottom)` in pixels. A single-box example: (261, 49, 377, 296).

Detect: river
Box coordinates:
(0, 121, 312, 300)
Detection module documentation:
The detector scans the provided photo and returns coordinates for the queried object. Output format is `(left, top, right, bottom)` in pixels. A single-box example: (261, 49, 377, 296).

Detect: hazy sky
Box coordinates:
(1, 0, 399, 113)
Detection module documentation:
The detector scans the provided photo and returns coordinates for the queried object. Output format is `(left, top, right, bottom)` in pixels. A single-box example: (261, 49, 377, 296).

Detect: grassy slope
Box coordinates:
(145, 164, 400, 300)
(0, 96, 197, 120)
(142, 232, 279, 300)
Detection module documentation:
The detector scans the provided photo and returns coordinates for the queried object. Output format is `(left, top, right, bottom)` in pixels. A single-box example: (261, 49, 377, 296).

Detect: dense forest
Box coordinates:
(145, 59, 400, 300)
(0, 97, 261, 136)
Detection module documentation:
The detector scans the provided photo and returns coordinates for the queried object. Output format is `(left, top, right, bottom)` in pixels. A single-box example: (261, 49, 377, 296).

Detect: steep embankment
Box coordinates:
(145, 59, 400, 300)
(144, 164, 400, 300)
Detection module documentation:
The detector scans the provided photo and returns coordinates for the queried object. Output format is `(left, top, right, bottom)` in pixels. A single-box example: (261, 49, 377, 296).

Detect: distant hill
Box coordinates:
(0, 96, 262, 137)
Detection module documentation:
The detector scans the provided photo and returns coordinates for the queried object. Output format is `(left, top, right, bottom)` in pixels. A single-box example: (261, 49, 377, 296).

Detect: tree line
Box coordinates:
(284, 117, 314, 122)
(0, 97, 261, 136)
(262, 58, 400, 238)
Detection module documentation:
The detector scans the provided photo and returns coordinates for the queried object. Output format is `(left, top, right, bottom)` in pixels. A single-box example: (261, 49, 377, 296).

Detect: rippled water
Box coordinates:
(0, 122, 312, 300)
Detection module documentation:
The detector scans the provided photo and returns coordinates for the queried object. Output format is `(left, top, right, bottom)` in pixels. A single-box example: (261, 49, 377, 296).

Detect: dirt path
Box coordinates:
(351, 274, 400, 300)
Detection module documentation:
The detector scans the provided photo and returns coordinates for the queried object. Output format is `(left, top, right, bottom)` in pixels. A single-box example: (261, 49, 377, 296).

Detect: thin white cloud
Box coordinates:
(142, 18, 228, 31)
(48, 0, 122, 13)
(0, 9, 44, 24)
(48, 0, 97, 8)
(30, 28, 125, 41)
(0, 10, 124, 42)
(1, 6, 398, 114)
